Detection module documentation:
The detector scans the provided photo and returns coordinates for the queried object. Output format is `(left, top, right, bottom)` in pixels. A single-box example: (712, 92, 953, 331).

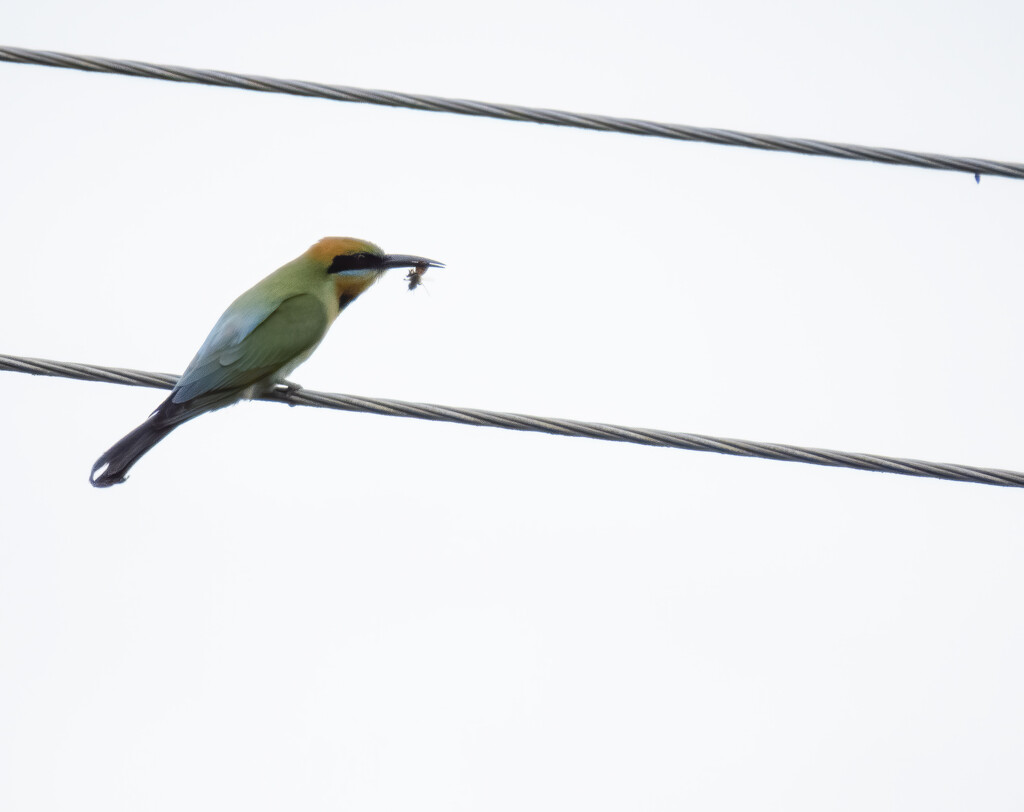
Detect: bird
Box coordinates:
(90, 237, 443, 487)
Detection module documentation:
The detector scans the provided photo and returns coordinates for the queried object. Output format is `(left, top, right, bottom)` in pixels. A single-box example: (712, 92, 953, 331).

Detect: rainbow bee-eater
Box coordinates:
(90, 237, 443, 487)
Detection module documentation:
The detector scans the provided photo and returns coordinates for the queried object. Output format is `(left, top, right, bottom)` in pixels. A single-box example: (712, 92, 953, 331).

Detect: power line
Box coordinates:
(3, 352, 1021, 489)
(1, 44, 1021, 181)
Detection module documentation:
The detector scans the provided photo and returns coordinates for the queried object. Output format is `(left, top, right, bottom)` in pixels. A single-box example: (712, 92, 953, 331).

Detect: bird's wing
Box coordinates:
(171, 293, 327, 403)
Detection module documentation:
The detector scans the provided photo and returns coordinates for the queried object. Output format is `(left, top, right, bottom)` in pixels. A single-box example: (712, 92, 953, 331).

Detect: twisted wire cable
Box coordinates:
(3, 353, 1021, 488)
(1, 45, 1021, 180)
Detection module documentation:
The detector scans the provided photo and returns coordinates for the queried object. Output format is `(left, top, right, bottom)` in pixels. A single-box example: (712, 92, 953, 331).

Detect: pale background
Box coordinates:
(3, 2, 1024, 809)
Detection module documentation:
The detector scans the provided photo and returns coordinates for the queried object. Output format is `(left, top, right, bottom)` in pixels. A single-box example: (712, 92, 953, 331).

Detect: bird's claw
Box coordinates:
(275, 380, 303, 406)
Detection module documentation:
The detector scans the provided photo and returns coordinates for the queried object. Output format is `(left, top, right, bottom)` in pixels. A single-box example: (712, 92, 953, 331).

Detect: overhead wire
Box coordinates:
(1, 44, 1022, 180)
(2, 48, 1021, 489)
(3, 353, 1022, 489)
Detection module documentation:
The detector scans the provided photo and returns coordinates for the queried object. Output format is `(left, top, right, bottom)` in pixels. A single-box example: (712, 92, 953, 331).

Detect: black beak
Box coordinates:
(381, 254, 445, 270)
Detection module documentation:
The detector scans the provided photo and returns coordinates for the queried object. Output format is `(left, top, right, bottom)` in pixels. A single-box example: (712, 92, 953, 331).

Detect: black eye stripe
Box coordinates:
(328, 252, 383, 273)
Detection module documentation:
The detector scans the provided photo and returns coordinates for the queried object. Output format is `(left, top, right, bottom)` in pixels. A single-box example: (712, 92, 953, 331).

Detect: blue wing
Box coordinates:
(171, 294, 327, 403)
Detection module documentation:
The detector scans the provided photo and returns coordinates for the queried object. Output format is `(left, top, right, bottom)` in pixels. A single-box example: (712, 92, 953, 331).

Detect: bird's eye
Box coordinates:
(329, 252, 382, 274)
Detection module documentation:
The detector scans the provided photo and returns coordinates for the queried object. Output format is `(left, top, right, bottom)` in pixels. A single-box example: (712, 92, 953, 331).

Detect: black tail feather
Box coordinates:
(90, 413, 179, 487)
(91, 389, 245, 487)
(89, 392, 208, 487)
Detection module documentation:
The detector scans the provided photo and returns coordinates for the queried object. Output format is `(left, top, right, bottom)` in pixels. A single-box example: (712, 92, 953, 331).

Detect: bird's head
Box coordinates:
(308, 237, 444, 308)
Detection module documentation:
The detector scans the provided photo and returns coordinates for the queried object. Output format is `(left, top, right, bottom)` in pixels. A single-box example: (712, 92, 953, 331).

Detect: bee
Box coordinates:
(406, 262, 429, 291)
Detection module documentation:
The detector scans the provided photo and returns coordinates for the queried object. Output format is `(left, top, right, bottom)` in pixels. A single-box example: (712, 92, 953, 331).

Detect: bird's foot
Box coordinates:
(274, 380, 303, 406)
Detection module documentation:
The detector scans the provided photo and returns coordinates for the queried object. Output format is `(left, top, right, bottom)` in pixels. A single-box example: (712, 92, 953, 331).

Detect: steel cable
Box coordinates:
(1, 45, 1021, 180)
(4, 352, 1022, 488)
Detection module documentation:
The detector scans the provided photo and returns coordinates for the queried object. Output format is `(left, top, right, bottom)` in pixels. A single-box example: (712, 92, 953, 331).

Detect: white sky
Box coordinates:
(3, 1, 1024, 809)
